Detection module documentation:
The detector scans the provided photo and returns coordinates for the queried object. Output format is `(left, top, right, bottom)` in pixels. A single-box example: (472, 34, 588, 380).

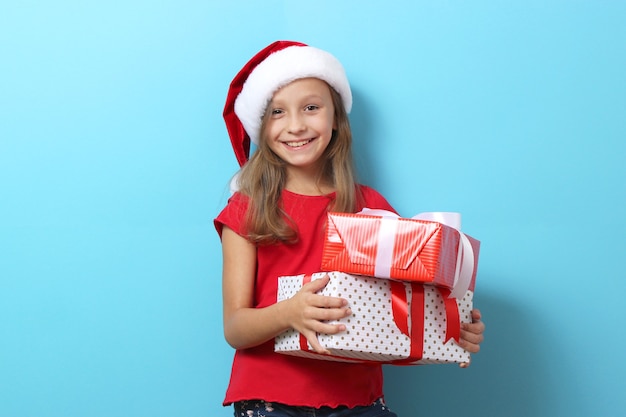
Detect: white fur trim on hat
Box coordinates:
(233, 45, 352, 145)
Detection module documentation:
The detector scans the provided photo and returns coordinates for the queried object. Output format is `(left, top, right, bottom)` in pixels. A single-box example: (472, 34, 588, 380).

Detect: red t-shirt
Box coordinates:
(214, 185, 397, 408)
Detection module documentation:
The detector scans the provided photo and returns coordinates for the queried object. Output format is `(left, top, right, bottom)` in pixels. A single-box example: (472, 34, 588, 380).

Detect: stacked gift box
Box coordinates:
(274, 210, 480, 365)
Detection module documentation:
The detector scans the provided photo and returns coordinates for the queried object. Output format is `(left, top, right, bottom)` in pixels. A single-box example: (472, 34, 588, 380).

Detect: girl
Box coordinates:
(215, 41, 485, 417)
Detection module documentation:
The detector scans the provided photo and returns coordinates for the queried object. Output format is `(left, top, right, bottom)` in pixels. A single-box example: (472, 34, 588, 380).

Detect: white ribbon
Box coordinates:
(367, 212, 400, 279)
(359, 209, 475, 299)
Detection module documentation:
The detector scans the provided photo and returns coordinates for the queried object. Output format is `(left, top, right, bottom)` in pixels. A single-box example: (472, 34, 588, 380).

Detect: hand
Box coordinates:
(284, 274, 352, 355)
(458, 308, 485, 368)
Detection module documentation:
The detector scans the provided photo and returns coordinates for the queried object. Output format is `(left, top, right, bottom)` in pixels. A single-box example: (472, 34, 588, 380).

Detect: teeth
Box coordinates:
(286, 139, 311, 147)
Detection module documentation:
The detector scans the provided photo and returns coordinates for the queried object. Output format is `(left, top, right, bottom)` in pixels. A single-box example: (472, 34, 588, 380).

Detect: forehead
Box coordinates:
(271, 78, 332, 101)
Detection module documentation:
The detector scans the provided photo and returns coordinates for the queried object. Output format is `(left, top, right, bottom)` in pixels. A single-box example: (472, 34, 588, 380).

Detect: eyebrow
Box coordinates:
(299, 93, 324, 101)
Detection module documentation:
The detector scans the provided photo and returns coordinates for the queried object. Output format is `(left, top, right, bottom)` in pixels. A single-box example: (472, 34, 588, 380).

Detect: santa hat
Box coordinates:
(223, 40, 353, 167)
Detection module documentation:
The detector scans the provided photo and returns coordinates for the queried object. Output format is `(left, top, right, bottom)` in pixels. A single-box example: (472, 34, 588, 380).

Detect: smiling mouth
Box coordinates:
(285, 139, 313, 148)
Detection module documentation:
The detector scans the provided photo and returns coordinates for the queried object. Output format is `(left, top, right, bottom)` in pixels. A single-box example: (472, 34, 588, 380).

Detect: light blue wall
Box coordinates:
(1, 1, 624, 416)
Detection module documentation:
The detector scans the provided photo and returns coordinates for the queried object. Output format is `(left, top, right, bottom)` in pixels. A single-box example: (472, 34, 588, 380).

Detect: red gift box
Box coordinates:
(321, 210, 480, 297)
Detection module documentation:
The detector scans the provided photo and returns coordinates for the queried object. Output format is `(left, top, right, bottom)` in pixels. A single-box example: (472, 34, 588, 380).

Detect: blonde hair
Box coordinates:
(236, 84, 361, 245)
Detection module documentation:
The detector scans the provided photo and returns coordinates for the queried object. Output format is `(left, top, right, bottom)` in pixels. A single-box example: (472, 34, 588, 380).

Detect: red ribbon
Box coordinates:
(298, 275, 313, 352)
(389, 282, 461, 364)
(438, 287, 461, 343)
(389, 281, 424, 365)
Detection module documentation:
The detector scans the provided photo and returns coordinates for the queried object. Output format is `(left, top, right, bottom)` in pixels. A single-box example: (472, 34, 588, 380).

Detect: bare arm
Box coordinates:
(221, 226, 352, 353)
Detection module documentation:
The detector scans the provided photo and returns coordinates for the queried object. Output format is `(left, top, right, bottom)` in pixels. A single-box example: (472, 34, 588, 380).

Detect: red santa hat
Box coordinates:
(223, 40, 353, 167)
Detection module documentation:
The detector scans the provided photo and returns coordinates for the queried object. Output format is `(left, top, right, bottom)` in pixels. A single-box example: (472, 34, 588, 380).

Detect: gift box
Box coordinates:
(321, 210, 480, 297)
(274, 271, 473, 365)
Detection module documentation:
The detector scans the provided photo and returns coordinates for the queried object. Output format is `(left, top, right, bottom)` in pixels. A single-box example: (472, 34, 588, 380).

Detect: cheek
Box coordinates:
(328, 120, 337, 135)
(327, 111, 337, 131)
(264, 120, 282, 139)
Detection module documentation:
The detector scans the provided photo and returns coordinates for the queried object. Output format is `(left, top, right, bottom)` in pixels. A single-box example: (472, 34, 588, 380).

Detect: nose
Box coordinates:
(286, 113, 306, 134)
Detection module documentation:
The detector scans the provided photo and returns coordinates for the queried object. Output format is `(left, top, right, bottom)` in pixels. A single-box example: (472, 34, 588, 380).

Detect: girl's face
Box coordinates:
(264, 78, 336, 175)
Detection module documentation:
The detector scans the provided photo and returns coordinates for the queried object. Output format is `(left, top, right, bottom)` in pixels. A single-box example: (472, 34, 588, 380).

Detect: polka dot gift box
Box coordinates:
(275, 271, 473, 365)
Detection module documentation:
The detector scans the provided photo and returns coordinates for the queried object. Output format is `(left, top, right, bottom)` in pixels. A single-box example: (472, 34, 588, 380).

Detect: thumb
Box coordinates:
(302, 274, 330, 293)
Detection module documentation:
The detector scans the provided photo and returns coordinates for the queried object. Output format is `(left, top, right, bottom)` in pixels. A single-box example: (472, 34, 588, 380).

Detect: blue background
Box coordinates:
(1, 1, 624, 416)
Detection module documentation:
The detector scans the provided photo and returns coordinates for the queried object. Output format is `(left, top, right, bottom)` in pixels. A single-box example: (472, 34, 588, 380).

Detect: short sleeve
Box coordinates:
(213, 192, 249, 239)
(358, 185, 398, 214)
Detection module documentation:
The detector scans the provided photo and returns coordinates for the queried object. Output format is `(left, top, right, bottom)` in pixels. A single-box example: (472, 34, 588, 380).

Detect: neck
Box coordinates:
(284, 167, 334, 196)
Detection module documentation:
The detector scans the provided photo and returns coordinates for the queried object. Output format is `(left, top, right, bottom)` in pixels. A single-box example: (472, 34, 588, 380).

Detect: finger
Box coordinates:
(471, 308, 482, 322)
(300, 307, 349, 332)
(304, 321, 349, 353)
(311, 293, 349, 309)
(314, 321, 348, 335)
(462, 320, 485, 335)
(302, 274, 331, 293)
(458, 331, 483, 353)
(460, 329, 484, 344)
(301, 330, 330, 355)
(458, 341, 480, 354)
(459, 359, 471, 368)
(460, 323, 484, 341)
(301, 277, 349, 308)
(307, 305, 352, 322)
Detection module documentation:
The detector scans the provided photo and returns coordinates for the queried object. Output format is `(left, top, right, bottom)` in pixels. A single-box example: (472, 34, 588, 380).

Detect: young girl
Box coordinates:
(215, 40, 485, 416)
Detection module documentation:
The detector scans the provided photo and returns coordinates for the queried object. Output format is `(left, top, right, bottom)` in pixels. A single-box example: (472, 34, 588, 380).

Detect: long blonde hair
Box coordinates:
(236, 83, 362, 245)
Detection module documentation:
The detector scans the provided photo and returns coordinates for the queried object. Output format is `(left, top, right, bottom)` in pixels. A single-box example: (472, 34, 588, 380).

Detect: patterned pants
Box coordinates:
(233, 398, 398, 417)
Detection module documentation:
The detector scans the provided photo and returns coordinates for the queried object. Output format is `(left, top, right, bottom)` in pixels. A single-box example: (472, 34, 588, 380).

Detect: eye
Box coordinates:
(304, 105, 319, 111)
(270, 108, 284, 116)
